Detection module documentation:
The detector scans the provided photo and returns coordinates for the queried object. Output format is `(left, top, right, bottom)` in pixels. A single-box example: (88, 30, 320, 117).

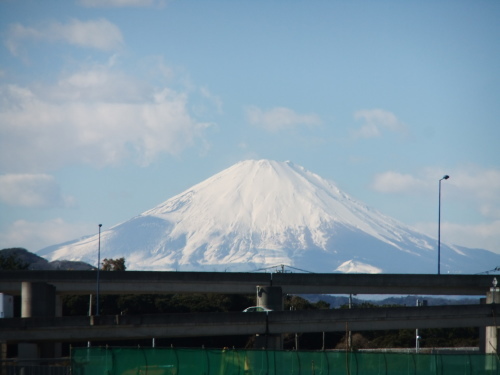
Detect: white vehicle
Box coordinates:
(242, 306, 273, 313)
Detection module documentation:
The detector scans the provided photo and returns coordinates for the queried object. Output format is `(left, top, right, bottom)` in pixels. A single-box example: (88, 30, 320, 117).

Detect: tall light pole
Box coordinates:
(438, 175, 449, 275)
(96, 224, 102, 316)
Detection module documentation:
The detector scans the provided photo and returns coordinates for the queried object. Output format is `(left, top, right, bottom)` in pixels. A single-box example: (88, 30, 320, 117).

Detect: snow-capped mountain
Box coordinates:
(37, 160, 500, 273)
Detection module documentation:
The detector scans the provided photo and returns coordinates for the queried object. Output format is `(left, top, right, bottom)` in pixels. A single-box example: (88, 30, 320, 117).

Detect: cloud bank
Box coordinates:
(6, 18, 124, 57)
(0, 174, 74, 208)
(0, 65, 211, 172)
(371, 167, 500, 219)
(0, 218, 95, 252)
(79, 0, 165, 7)
(353, 109, 407, 138)
(246, 106, 322, 132)
(371, 166, 500, 253)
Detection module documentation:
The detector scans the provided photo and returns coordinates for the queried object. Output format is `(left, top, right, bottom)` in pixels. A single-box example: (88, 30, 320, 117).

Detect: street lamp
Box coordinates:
(438, 175, 449, 275)
(96, 224, 102, 316)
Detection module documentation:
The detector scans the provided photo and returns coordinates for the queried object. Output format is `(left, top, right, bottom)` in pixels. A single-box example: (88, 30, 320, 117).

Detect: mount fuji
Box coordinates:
(37, 160, 499, 274)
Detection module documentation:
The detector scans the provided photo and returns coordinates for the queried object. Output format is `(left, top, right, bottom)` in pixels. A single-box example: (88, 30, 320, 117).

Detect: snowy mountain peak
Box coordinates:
(146, 159, 343, 230)
(145, 159, 393, 242)
(37, 159, 500, 274)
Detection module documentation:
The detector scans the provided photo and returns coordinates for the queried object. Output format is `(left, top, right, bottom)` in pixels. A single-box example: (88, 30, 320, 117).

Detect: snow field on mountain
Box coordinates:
(37, 159, 500, 274)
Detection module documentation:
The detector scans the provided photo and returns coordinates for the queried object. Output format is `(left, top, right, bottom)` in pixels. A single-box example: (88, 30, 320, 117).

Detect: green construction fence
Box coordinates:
(72, 347, 500, 375)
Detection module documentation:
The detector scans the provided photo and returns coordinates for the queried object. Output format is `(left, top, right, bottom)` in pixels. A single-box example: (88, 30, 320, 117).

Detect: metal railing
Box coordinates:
(0, 358, 70, 375)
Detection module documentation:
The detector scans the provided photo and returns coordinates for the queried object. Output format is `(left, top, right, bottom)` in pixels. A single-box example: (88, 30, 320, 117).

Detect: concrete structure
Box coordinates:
(0, 293, 14, 368)
(255, 286, 284, 349)
(1, 271, 499, 355)
(257, 286, 284, 311)
(0, 294, 13, 318)
(1, 304, 499, 343)
(0, 271, 495, 296)
(19, 282, 59, 362)
(485, 284, 500, 354)
(21, 282, 56, 317)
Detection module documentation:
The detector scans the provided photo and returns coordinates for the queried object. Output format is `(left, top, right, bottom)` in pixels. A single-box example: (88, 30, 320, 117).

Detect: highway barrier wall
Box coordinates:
(72, 347, 500, 374)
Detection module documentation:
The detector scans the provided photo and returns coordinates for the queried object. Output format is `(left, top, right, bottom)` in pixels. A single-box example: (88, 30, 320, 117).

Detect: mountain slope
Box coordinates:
(37, 160, 500, 273)
(0, 247, 93, 270)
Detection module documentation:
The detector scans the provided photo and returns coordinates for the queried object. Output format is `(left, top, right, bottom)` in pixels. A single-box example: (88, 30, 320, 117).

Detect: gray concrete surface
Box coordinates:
(1, 304, 499, 343)
(0, 271, 495, 296)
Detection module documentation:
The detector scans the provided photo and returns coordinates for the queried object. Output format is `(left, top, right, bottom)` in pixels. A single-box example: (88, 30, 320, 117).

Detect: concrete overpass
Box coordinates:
(0, 270, 496, 296)
(1, 304, 499, 343)
(2, 270, 499, 355)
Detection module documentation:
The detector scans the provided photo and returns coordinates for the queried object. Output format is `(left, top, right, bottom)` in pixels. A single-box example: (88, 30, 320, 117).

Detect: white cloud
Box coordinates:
(246, 106, 322, 132)
(79, 0, 165, 7)
(199, 86, 223, 115)
(4, 24, 42, 58)
(371, 171, 427, 194)
(52, 19, 124, 51)
(414, 220, 500, 255)
(371, 167, 500, 216)
(0, 218, 95, 252)
(0, 65, 212, 172)
(5, 18, 123, 57)
(353, 109, 407, 139)
(371, 166, 500, 252)
(0, 174, 74, 208)
(447, 167, 500, 212)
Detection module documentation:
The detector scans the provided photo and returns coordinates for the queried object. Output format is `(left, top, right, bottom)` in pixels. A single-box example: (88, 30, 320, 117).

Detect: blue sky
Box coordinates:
(1, 0, 499, 258)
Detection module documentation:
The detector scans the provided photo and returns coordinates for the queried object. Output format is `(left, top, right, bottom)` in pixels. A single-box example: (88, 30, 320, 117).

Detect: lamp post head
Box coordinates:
(441, 175, 449, 181)
(99, 224, 102, 228)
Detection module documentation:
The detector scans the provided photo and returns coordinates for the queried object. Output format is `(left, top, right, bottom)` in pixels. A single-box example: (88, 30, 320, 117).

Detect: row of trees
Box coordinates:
(0, 251, 29, 270)
(101, 257, 126, 271)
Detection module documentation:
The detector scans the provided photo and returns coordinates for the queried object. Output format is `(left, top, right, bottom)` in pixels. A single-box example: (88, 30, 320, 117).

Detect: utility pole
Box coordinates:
(96, 224, 102, 316)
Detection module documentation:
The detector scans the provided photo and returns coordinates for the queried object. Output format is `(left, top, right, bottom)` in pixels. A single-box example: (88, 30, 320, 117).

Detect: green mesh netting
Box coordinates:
(71, 347, 500, 375)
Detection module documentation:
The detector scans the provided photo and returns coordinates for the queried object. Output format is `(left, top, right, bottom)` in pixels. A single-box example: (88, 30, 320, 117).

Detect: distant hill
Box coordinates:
(303, 294, 480, 309)
(0, 248, 94, 270)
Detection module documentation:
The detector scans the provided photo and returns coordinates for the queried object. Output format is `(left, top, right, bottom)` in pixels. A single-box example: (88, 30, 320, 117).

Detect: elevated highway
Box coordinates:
(1, 304, 499, 343)
(0, 270, 495, 296)
(1, 271, 499, 353)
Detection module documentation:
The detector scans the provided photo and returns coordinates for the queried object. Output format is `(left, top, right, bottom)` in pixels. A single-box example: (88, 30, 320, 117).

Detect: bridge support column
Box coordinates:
(254, 286, 283, 350)
(484, 288, 500, 354)
(1, 294, 14, 366)
(19, 282, 57, 363)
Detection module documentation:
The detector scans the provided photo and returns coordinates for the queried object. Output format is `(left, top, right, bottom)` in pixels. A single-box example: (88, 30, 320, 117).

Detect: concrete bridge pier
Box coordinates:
(484, 287, 500, 355)
(254, 286, 283, 350)
(18, 282, 59, 363)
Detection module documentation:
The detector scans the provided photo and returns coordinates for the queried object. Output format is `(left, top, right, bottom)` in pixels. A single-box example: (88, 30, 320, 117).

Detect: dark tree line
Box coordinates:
(0, 249, 29, 270)
(101, 257, 126, 271)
